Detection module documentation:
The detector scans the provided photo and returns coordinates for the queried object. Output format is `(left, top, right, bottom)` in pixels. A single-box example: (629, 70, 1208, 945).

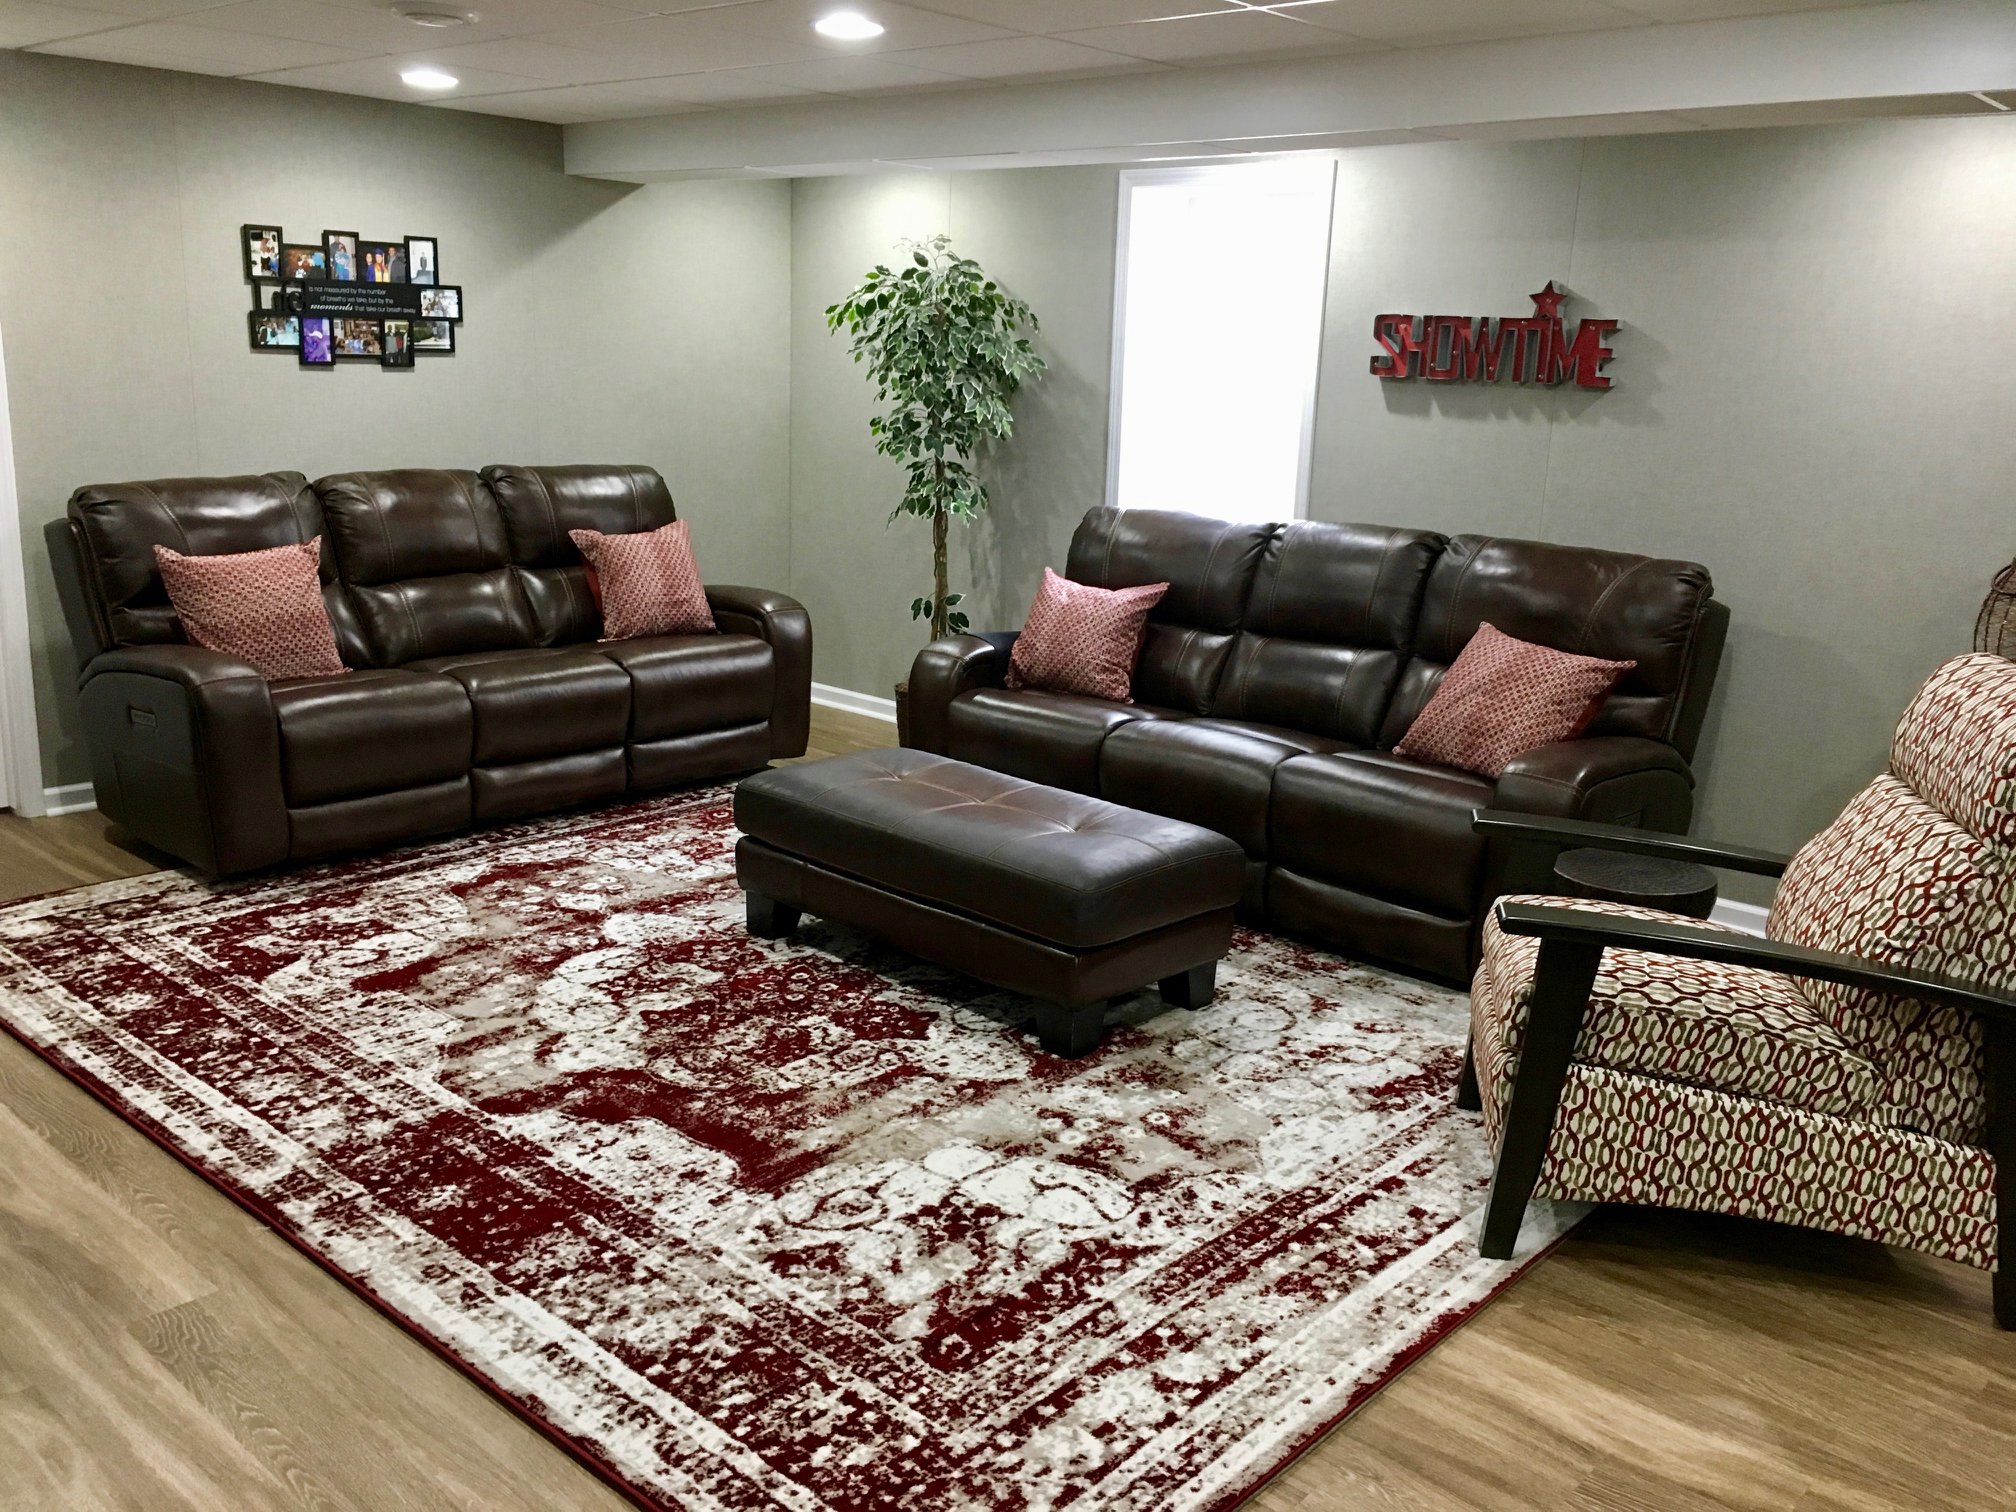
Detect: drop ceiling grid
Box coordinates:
(6, 0, 1904, 123)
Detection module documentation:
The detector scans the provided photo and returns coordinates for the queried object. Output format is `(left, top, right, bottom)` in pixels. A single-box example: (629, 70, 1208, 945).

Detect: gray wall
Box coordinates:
(786, 118, 2016, 889)
(0, 49, 792, 791)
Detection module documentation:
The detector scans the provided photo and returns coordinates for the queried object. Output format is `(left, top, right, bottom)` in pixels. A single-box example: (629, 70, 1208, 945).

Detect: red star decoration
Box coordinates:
(1530, 282, 1566, 319)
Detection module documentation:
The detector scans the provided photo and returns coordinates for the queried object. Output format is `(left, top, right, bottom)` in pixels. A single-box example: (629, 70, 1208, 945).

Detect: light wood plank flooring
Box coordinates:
(1, 704, 2010, 1511)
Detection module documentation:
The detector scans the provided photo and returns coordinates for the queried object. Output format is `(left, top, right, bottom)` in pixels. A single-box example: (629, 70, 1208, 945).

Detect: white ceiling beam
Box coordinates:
(562, 0, 2016, 181)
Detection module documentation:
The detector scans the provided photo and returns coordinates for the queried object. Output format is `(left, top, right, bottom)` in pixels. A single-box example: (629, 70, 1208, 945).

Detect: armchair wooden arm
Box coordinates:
(1478, 899, 2016, 1327)
(1472, 809, 1793, 879)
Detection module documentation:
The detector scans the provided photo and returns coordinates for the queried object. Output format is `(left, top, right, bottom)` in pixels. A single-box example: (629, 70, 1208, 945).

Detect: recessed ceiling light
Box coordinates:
(813, 10, 884, 40)
(393, 3, 477, 26)
(401, 66, 460, 89)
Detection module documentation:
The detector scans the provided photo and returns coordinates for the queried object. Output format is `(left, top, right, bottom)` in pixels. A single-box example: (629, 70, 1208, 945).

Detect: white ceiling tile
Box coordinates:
(1607, 0, 1887, 19)
(433, 79, 714, 119)
(306, 0, 653, 33)
(546, 6, 829, 69)
(887, 34, 1168, 80)
(0, 0, 133, 46)
(1056, 10, 1373, 63)
(32, 17, 362, 66)
(402, 35, 643, 81)
(1266, 0, 1639, 45)
(241, 54, 548, 93)
(176, 0, 441, 50)
(901, 0, 1248, 33)
(25, 0, 244, 17)
(709, 51, 973, 93)
(626, 64, 828, 100)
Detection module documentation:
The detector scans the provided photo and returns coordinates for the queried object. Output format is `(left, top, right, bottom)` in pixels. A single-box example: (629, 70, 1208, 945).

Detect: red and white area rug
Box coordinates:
(0, 786, 1573, 1512)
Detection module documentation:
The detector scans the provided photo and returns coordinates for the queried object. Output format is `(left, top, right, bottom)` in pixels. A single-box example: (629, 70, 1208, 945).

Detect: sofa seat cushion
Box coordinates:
(271, 668, 471, 806)
(1102, 718, 1333, 855)
(945, 688, 1184, 794)
(595, 633, 773, 742)
(1475, 897, 1882, 1122)
(1271, 750, 1494, 919)
(1181, 718, 1357, 757)
(409, 647, 629, 764)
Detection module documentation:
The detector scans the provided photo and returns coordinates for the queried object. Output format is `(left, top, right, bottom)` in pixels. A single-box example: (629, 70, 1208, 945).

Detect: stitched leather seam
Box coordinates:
(1580, 558, 1647, 657)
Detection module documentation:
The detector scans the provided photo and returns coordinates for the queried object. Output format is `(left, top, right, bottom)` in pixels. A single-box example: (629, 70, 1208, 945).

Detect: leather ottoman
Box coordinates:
(732, 749, 1245, 1057)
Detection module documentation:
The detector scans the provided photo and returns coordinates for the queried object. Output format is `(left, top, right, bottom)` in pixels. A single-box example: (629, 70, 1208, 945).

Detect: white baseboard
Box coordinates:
(41, 781, 95, 816)
(1710, 897, 1768, 935)
(810, 681, 898, 723)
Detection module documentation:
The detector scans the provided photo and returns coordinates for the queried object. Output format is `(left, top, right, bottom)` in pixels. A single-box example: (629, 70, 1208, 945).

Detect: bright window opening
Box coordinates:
(1107, 161, 1336, 524)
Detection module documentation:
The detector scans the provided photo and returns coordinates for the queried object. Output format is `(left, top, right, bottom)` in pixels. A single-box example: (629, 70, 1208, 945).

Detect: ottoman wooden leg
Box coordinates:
(745, 891, 801, 939)
(1159, 962, 1216, 1009)
(1034, 1002, 1104, 1059)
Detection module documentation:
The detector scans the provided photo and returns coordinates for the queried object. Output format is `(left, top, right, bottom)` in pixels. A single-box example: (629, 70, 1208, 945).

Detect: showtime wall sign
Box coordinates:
(1370, 282, 1618, 390)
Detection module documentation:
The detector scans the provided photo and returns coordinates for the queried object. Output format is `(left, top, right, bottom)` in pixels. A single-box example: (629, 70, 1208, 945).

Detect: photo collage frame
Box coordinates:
(242, 223, 460, 368)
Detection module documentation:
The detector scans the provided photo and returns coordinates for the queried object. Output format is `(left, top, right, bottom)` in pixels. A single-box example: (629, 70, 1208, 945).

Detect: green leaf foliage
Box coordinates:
(826, 233, 1046, 643)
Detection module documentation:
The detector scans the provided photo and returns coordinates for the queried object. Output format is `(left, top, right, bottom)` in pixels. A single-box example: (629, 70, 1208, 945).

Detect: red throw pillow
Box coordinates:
(568, 520, 715, 639)
(153, 538, 346, 681)
(1395, 622, 1635, 778)
(1006, 567, 1169, 703)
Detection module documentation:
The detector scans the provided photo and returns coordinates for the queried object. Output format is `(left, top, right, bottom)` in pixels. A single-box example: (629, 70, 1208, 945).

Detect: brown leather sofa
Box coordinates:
(905, 506, 1726, 983)
(46, 464, 810, 875)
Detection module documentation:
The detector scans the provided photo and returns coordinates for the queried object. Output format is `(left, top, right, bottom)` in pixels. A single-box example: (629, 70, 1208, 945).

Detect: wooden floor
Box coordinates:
(1, 704, 2010, 1511)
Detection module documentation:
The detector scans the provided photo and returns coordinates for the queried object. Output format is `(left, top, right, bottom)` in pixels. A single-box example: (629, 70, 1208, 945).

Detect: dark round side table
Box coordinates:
(1553, 846, 1718, 919)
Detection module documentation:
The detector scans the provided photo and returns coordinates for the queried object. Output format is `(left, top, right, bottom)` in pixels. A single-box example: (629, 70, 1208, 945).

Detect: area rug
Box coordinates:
(0, 785, 1574, 1512)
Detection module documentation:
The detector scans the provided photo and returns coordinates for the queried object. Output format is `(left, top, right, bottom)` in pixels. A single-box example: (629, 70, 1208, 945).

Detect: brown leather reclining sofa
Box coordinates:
(46, 464, 810, 875)
(905, 506, 1726, 983)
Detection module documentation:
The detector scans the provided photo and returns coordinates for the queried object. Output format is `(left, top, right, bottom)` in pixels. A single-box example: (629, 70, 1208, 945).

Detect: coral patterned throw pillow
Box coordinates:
(1395, 622, 1634, 778)
(568, 520, 716, 639)
(153, 538, 346, 681)
(1006, 567, 1169, 704)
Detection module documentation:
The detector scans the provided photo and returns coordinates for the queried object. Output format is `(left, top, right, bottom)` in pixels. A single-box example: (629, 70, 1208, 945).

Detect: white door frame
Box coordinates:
(0, 323, 50, 817)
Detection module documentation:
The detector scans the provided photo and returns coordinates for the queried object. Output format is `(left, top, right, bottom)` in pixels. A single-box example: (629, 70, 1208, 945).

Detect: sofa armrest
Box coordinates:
(905, 632, 1015, 754)
(705, 585, 812, 759)
(77, 645, 289, 875)
(1493, 736, 1693, 826)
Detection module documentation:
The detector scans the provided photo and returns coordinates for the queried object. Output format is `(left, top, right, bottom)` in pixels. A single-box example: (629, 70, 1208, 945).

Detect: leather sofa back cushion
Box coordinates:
(314, 469, 535, 665)
(1065, 506, 1272, 711)
(66, 472, 364, 660)
(1213, 521, 1445, 744)
(1379, 534, 1713, 748)
(485, 464, 679, 644)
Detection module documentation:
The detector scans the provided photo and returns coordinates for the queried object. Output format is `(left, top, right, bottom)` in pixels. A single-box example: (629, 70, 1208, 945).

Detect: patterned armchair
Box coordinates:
(1463, 654, 2016, 1325)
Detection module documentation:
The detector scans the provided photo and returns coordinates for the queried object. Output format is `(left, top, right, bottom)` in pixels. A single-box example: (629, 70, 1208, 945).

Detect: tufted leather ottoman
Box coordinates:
(733, 749, 1245, 1056)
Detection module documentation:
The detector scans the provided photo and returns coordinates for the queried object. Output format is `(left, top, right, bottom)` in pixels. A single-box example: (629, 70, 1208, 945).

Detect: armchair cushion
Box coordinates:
(1889, 652, 2016, 847)
(1475, 896, 1881, 1123)
(1768, 775, 2003, 1144)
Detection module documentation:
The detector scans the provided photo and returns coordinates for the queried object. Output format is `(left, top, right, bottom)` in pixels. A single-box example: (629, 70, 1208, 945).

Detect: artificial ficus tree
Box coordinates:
(826, 234, 1045, 642)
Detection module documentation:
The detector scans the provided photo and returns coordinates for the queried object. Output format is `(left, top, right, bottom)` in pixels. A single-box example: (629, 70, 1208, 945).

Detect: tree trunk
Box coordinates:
(930, 459, 949, 641)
